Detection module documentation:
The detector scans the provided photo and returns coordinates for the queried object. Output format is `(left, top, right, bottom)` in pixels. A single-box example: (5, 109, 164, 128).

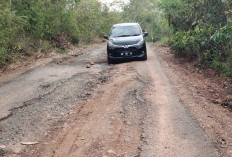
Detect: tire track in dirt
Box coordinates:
(134, 44, 220, 157)
(2, 44, 224, 157)
(28, 63, 150, 157)
(155, 46, 232, 157)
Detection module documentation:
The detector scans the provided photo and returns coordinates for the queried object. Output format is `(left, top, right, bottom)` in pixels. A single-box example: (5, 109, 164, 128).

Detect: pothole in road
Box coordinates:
(50, 56, 74, 65)
(92, 59, 107, 65)
(40, 83, 51, 89)
(0, 149, 6, 156)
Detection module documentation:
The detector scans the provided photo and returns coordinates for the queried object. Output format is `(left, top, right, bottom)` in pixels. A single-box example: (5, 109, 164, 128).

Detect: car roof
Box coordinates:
(113, 23, 139, 27)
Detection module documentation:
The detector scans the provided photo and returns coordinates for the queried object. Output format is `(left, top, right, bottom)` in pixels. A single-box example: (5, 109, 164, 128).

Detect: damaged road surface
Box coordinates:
(0, 44, 221, 156)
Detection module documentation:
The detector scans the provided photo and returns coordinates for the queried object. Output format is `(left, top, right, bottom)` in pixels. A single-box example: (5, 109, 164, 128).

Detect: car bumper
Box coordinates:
(107, 44, 146, 60)
(108, 53, 146, 60)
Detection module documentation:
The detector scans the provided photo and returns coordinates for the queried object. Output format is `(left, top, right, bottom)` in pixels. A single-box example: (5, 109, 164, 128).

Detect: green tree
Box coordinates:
(122, 0, 171, 42)
(0, 0, 122, 67)
(160, 0, 232, 76)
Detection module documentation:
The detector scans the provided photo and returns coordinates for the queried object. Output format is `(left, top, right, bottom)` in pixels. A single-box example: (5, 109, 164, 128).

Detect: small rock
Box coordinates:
(60, 112, 65, 116)
(212, 99, 221, 104)
(226, 95, 232, 100)
(228, 150, 232, 154)
(86, 65, 91, 68)
(76, 137, 85, 140)
(108, 150, 116, 154)
(207, 115, 215, 118)
(21, 142, 39, 145)
(86, 93, 91, 96)
(0, 145, 6, 149)
(90, 62, 95, 65)
(209, 89, 215, 93)
(13, 148, 21, 154)
(141, 133, 146, 138)
(218, 138, 226, 145)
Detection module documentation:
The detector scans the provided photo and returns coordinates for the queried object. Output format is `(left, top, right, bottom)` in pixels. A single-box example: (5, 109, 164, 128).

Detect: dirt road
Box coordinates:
(0, 43, 231, 157)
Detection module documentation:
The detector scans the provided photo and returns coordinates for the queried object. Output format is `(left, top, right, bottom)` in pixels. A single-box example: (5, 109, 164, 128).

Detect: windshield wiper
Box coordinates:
(117, 35, 131, 37)
(131, 34, 140, 36)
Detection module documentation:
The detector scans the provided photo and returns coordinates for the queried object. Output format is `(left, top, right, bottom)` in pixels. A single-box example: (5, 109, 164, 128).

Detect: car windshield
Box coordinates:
(110, 25, 141, 38)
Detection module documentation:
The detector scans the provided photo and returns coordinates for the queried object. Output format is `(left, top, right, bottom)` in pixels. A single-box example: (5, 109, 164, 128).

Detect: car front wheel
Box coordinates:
(107, 55, 115, 64)
(108, 57, 112, 64)
(142, 51, 147, 60)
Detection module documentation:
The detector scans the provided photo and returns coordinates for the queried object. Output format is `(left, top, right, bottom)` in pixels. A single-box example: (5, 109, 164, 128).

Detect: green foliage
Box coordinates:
(0, 48, 7, 65)
(0, 4, 25, 66)
(170, 26, 213, 59)
(210, 24, 232, 76)
(160, 0, 232, 76)
(160, 0, 228, 31)
(75, 0, 121, 43)
(12, 0, 80, 41)
(0, 0, 121, 67)
(122, 0, 171, 42)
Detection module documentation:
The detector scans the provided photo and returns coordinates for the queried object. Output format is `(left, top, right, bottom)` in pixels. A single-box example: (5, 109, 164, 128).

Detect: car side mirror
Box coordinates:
(104, 35, 109, 40)
(143, 32, 148, 37)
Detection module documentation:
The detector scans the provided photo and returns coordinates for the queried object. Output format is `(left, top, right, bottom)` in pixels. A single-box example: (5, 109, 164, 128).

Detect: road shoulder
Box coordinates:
(155, 45, 232, 157)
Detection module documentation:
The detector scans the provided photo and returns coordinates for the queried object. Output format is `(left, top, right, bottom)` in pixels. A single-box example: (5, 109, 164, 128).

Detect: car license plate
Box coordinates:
(124, 51, 132, 56)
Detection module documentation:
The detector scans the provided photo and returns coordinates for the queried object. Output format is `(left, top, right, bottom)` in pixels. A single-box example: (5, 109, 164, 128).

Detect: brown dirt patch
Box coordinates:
(155, 45, 232, 157)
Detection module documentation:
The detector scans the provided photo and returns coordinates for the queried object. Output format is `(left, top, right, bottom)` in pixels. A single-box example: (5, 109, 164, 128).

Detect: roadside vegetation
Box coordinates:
(1, 0, 232, 77)
(122, 0, 171, 43)
(159, 0, 232, 76)
(123, 0, 232, 77)
(0, 0, 121, 67)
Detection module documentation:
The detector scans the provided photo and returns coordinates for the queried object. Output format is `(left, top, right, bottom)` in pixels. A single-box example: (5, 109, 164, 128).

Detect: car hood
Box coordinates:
(109, 35, 143, 45)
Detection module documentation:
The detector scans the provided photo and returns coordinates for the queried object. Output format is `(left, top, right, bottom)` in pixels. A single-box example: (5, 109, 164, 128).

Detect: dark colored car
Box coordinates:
(104, 23, 148, 64)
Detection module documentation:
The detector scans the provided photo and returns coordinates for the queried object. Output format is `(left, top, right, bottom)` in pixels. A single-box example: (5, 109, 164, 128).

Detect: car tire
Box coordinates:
(108, 57, 114, 64)
(142, 51, 147, 61)
(141, 44, 147, 61)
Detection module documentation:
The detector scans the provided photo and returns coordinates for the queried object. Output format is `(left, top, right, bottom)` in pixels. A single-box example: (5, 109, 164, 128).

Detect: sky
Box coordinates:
(98, 0, 130, 4)
(97, 0, 130, 11)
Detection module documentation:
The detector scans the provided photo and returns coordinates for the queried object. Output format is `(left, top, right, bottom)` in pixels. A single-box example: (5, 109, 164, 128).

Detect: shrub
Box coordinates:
(161, 0, 232, 76)
(0, 6, 25, 66)
(0, 0, 122, 67)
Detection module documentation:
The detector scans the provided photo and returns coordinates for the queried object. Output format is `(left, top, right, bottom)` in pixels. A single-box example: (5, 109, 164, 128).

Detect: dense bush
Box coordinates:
(160, 0, 232, 76)
(122, 0, 171, 42)
(0, 0, 121, 67)
(0, 3, 25, 65)
(210, 24, 232, 76)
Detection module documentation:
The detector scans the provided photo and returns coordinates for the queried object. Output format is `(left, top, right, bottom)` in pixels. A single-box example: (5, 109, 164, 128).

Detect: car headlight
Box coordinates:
(135, 39, 144, 49)
(108, 40, 117, 49)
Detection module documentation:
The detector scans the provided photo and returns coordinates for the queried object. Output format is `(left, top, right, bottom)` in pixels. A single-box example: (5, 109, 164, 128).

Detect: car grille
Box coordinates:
(116, 47, 137, 52)
(112, 47, 141, 57)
